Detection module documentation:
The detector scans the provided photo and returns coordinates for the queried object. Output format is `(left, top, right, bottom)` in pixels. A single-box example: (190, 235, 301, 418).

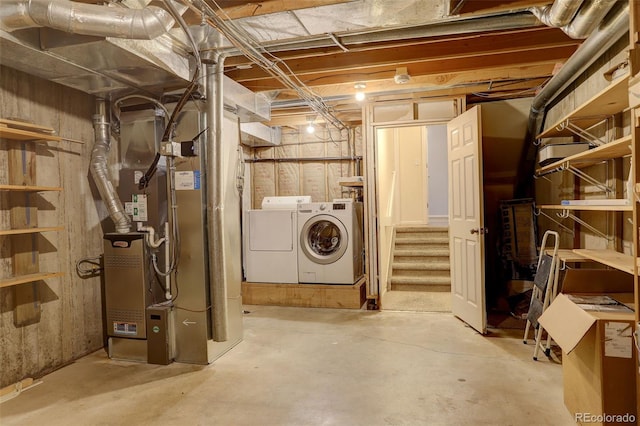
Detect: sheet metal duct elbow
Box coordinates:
(530, 0, 584, 28)
(1, 0, 175, 39)
(91, 111, 131, 234)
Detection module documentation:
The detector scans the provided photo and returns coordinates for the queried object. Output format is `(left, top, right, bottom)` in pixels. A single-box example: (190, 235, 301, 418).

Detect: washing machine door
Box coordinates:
(300, 214, 348, 265)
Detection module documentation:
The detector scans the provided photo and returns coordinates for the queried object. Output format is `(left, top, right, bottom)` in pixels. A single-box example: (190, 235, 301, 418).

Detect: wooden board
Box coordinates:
(572, 249, 635, 275)
(537, 74, 630, 139)
(0, 226, 64, 236)
(536, 135, 632, 175)
(0, 272, 64, 289)
(539, 204, 633, 211)
(242, 276, 367, 309)
(0, 184, 62, 192)
(546, 249, 591, 263)
(0, 118, 54, 134)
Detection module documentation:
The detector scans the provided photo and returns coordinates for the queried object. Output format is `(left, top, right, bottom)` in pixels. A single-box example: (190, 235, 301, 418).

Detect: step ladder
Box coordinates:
(523, 230, 560, 360)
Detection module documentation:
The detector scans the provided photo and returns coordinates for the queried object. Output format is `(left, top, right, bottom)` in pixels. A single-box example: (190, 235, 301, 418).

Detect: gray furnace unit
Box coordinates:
(104, 233, 151, 340)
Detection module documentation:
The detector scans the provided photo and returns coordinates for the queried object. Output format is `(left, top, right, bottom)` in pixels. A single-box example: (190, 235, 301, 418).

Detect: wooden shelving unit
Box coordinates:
(535, 134, 632, 175)
(537, 74, 630, 139)
(1, 119, 63, 326)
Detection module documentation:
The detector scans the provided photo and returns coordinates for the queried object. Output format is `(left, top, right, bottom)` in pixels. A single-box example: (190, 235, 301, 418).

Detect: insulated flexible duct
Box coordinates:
(531, 0, 618, 39)
(91, 100, 131, 234)
(0, 0, 175, 39)
(516, 3, 629, 197)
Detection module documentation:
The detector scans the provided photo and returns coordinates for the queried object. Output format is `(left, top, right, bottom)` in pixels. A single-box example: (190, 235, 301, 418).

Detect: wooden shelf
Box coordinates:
(572, 249, 636, 274)
(0, 126, 61, 142)
(0, 226, 64, 236)
(536, 135, 632, 175)
(0, 272, 63, 289)
(539, 204, 633, 212)
(546, 249, 592, 263)
(0, 184, 62, 192)
(537, 74, 629, 139)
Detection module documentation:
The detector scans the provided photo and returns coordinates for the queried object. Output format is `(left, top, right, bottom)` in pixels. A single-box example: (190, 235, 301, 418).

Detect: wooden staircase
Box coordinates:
(390, 226, 451, 292)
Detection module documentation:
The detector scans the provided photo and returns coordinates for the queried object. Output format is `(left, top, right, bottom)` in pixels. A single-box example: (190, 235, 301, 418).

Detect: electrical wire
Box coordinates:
(178, 0, 345, 131)
(76, 256, 102, 277)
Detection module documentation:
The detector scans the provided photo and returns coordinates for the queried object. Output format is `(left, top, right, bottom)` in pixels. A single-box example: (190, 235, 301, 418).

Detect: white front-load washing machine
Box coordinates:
(244, 195, 311, 283)
(297, 200, 363, 284)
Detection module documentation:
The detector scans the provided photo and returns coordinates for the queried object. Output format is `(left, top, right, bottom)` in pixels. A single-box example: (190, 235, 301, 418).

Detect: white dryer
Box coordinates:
(244, 195, 311, 283)
(297, 200, 363, 284)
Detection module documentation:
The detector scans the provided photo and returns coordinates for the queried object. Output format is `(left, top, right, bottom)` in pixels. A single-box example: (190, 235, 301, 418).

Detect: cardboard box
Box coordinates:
(538, 269, 637, 426)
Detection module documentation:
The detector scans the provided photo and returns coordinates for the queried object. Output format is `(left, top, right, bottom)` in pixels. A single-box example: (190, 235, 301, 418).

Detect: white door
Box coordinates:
(447, 106, 486, 334)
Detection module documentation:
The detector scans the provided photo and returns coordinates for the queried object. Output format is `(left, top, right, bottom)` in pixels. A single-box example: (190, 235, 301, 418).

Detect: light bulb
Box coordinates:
(306, 123, 315, 134)
(354, 82, 366, 102)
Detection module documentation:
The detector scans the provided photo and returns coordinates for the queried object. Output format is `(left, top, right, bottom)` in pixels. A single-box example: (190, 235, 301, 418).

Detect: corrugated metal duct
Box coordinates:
(531, 0, 619, 39)
(0, 0, 175, 39)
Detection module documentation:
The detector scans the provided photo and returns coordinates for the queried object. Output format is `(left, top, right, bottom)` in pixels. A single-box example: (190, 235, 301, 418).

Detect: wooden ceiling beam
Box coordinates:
(225, 26, 575, 69)
(230, 44, 576, 91)
(187, 0, 356, 21)
(226, 28, 578, 81)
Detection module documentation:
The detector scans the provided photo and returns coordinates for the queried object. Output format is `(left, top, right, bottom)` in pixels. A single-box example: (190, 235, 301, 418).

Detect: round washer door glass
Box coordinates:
(300, 215, 348, 264)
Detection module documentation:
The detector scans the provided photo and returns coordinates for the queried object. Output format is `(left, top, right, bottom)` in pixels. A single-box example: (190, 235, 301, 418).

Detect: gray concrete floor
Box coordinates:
(1, 306, 574, 426)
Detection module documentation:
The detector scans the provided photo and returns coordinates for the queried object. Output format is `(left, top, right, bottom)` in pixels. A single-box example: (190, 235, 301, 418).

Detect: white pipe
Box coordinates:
(139, 223, 172, 300)
(0, 0, 175, 39)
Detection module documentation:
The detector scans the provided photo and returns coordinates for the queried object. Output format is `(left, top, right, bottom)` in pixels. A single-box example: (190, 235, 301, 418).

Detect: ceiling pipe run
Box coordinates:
(218, 11, 540, 56)
(530, 0, 584, 28)
(0, 0, 175, 39)
(515, 2, 629, 197)
(531, 0, 618, 39)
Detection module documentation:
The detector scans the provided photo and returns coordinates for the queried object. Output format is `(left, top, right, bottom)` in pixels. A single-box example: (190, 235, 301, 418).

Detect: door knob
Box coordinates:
(470, 227, 488, 235)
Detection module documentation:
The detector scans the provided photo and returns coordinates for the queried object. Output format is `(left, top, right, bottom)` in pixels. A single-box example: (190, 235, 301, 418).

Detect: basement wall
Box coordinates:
(536, 37, 631, 253)
(249, 126, 363, 206)
(0, 66, 104, 387)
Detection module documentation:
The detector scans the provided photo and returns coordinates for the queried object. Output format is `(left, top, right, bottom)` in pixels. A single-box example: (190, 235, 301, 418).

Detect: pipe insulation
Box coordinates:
(530, 0, 584, 28)
(0, 0, 175, 39)
(531, 0, 618, 39)
(206, 60, 228, 342)
(516, 2, 629, 197)
(91, 100, 131, 234)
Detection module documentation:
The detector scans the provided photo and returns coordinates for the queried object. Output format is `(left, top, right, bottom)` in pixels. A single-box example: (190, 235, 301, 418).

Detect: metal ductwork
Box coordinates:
(222, 11, 540, 56)
(531, 0, 618, 39)
(0, 0, 175, 39)
(531, 0, 583, 27)
(91, 100, 132, 234)
(516, 2, 629, 197)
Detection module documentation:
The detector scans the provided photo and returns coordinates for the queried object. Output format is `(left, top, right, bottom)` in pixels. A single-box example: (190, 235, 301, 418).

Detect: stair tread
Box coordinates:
(392, 262, 450, 270)
(394, 248, 449, 255)
(390, 276, 452, 285)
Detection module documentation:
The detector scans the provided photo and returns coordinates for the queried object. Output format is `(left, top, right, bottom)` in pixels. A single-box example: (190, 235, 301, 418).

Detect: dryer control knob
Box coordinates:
(320, 204, 327, 211)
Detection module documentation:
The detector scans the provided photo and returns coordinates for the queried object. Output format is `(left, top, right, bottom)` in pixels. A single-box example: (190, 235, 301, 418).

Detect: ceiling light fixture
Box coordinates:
(354, 82, 366, 101)
(394, 67, 411, 84)
(306, 116, 316, 134)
